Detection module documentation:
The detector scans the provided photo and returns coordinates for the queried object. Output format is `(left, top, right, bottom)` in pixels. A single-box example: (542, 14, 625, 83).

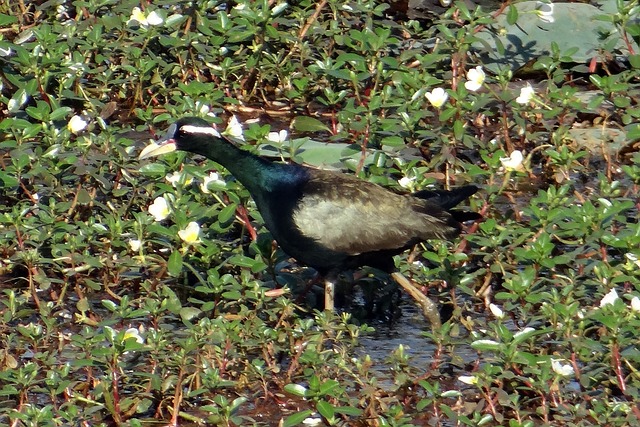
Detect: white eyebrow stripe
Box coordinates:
(181, 125, 221, 138)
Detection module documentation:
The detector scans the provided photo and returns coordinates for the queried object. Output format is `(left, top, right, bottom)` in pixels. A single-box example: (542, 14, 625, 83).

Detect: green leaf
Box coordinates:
(318, 379, 340, 396)
(222, 290, 242, 300)
(161, 286, 182, 313)
(218, 203, 237, 223)
(180, 307, 202, 321)
(282, 410, 314, 427)
(440, 390, 463, 398)
(512, 328, 538, 345)
(453, 119, 465, 140)
(334, 406, 362, 416)
(284, 383, 308, 398)
(471, 339, 503, 352)
(440, 106, 457, 122)
(309, 375, 320, 391)
(76, 298, 90, 313)
(227, 254, 258, 268)
(292, 116, 330, 133)
(381, 136, 405, 147)
(0, 13, 18, 26)
(316, 400, 335, 420)
(50, 107, 73, 121)
(627, 124, 640, 141)
(139, 163, 167, 176)
(102, 300, 117, 311)
(77, 188, 92, 204)
(167, 251, 183, 276)
(229, 396, 247, 412)
(0, 171, 19, 187)
(506, 5, 518, 25)
(26, 101, 51, 121)
(8, 88, 27, 113)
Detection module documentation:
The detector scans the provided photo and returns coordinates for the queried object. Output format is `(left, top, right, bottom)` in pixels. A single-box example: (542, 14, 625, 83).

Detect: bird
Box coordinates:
(139, 116, 480, 326)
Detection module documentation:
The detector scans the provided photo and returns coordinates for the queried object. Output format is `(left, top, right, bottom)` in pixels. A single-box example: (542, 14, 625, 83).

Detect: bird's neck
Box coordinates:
(199, 138, 305, 193)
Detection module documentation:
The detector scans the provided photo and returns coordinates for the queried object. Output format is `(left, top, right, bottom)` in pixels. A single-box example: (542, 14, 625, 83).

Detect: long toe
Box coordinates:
(391, 272, 441, 328)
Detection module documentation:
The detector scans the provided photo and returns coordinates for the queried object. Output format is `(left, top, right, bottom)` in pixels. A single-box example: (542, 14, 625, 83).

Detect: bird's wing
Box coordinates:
(291, 170, 458, 255)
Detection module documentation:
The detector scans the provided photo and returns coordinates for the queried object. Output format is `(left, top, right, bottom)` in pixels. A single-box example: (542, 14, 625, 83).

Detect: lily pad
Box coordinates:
(568, 127, 628, 154)
(473, 1, 640, 72)
(257, 138, 372, 169)
(257, 137, 425, 170)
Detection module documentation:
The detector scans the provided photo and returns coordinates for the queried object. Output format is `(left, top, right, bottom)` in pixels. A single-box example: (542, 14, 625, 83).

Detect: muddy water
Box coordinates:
(357, 297, 480, 386)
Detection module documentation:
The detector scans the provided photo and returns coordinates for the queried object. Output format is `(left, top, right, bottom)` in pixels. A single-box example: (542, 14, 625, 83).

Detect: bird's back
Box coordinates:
(249, 167, 476, 273)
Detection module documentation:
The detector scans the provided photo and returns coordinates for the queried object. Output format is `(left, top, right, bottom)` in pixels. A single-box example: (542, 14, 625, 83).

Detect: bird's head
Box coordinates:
(138, 117, 220, 160)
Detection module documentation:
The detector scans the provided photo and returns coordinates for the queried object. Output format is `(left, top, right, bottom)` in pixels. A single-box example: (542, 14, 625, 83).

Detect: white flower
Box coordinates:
(464, 66, 485, 92)
(200, 171, 225, 193)
(127, 7, 163, 27)
(458, 375, 478, 385)
(178, 222, 201, 244)
(425, 87, 448, 108)
(625, 253, 640, 268)
(68, 115, 88, 134)
(223, 115, 244, 141)
(551, 359, 574, 376)
(148, 197, 170, 221)
(146, 10, 164, 26)
(500, 150, 524, 171)
(196, 102, 211, 116)
(535, 2, 555, 23)
(127, 7, 147, 26)
(631, 296, 640, 313)
(398, 176, 415, 189)
(128, 239, 141, 252)
(599, 288, 619, 308)
(267, 129, 288, 143)
(165, 171, 192, 187)
(165, 171, 181, 186)
(516, 84, 535, 104)
(489, 303, 505, 319)
(123, 327, 144, 344)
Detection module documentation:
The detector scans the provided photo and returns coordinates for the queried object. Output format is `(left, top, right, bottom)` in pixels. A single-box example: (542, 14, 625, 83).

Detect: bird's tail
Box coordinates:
(412, 185, 478, 209)
(413, 185, 482, 223)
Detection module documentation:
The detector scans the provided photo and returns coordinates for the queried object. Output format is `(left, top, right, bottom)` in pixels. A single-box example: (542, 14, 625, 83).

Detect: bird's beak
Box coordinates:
(138, 137, 177, 160)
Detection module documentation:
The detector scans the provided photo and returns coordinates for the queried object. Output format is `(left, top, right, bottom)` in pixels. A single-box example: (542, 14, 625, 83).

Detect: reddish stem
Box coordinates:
(235, 203, 258, 241)
(611, 341, 627, 394)
(111, 370, 122, 424)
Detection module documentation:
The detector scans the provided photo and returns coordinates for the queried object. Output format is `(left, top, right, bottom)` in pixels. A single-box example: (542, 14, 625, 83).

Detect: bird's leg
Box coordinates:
(324, 272, 336, 312)
(294, 271, 321, 305)
(294, 271, 337, 312)
(391, 272, 441, 329)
